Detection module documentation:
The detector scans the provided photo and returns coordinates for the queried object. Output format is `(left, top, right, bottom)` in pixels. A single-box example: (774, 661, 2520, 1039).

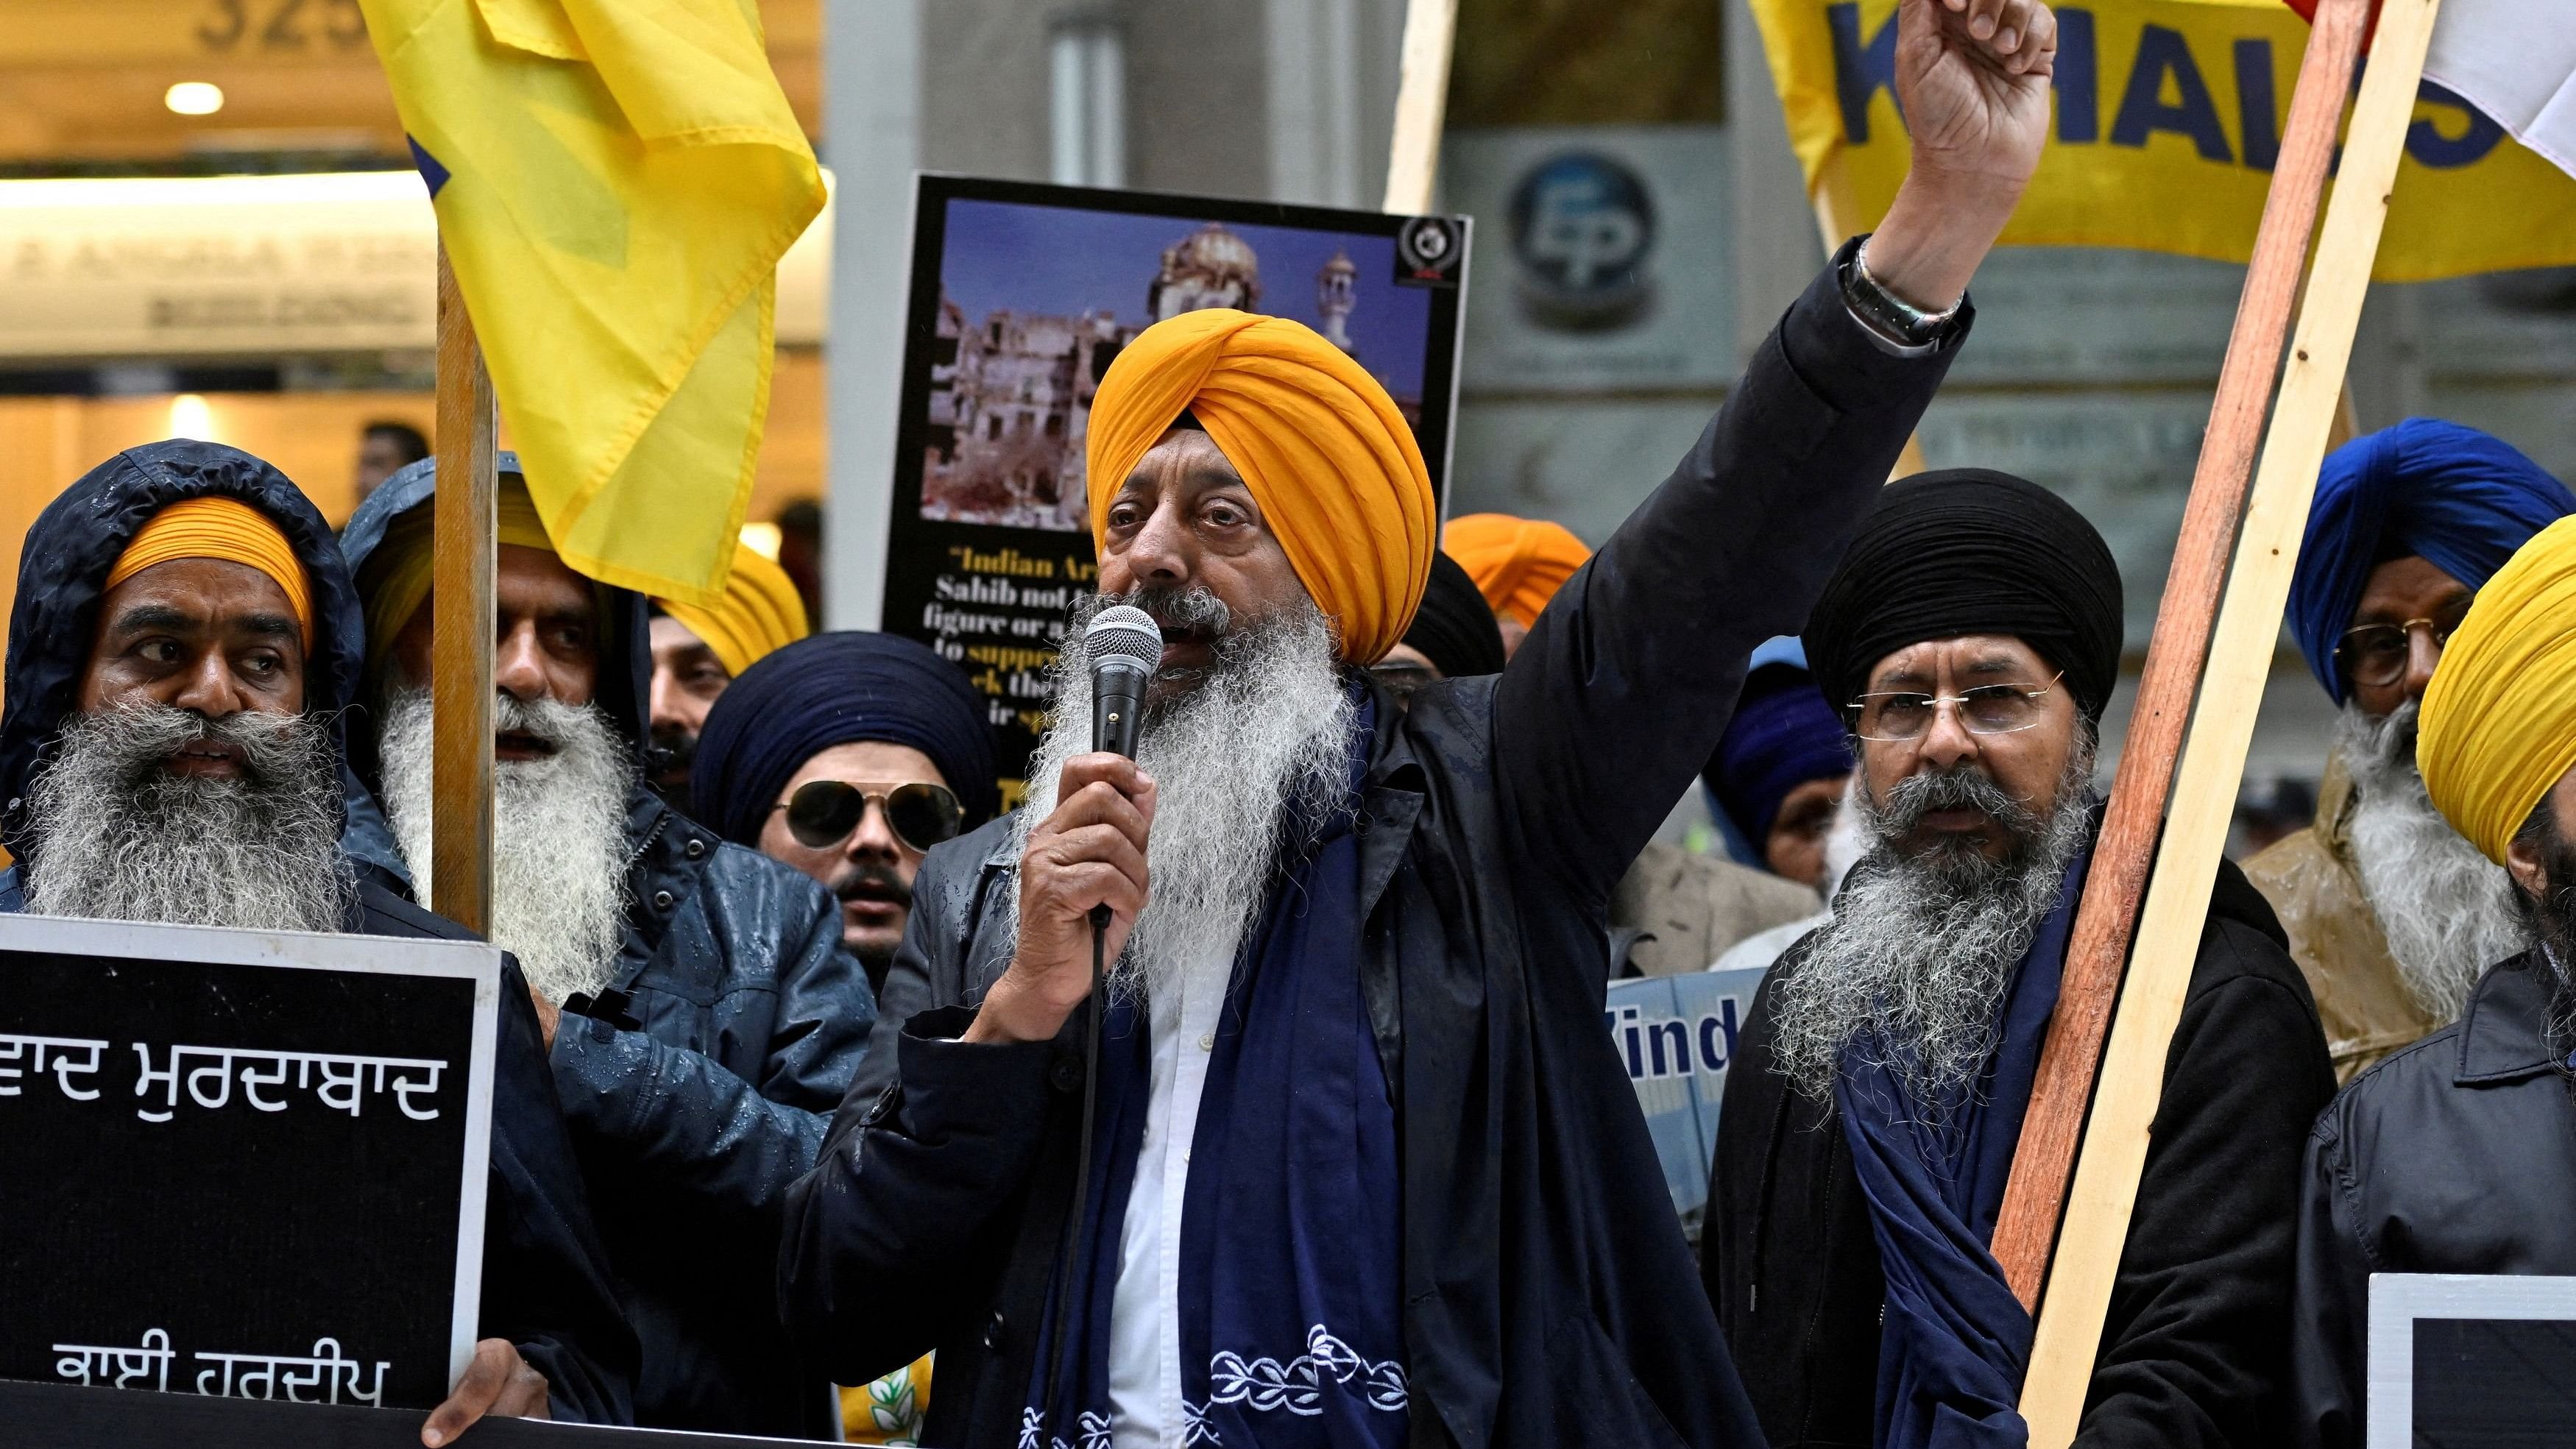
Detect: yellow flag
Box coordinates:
(1748, 0, 2576, 281)
(358, 0, 825, 605)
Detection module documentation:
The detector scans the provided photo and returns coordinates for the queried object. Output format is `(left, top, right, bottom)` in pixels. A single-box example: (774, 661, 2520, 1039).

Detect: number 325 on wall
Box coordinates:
(197, 0, 369, 53)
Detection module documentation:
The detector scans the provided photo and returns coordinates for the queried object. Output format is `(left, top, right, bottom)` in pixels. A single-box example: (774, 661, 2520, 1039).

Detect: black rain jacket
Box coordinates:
(339, 457, 873, 1439)
(2289, 950, 2576, 1448)
(0, 440, 636, 1423)
(784, 252, 1958, 1449)
(1705, 856, 2335, 1448)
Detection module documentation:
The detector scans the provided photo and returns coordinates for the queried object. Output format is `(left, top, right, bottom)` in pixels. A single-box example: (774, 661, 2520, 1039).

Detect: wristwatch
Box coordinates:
(1840, 235, 1964, 358)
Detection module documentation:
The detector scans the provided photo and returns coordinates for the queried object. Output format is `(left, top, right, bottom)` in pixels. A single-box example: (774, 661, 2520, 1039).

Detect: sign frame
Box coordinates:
(2366, 1271, 2576, 1447)
(0, 913, 500, 1397)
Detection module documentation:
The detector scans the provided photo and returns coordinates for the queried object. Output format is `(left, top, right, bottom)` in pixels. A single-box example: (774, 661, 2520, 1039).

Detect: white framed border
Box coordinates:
(2367, 1271, 2576, 1448)
(0, 911, 503, 1396)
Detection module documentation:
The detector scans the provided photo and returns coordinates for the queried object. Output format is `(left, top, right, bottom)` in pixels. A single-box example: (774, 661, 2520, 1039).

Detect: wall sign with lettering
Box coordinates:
(0, 914, 498, 1412)
(881, 174, 1469, 809)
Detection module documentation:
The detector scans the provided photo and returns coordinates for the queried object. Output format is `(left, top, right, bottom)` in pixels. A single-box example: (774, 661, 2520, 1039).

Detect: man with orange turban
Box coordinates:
(0, 441, 635, 1442)
(645, 540, 810, 804)
(1443, 511, 1592, 657)
(788, 1, 2059, 1442)
(2292, 512, 2576, 1447)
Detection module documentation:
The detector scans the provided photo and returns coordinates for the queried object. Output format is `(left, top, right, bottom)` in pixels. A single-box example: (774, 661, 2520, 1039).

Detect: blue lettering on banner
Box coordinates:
(2408, 80, 2505, 169)
(2053, 7, 2099, 144)
(2234, 38, 2280, 173)
(1601, 996, 1745, 1083)
(1827, 2, 1902, 144)
(2112, 24, 2233, 162)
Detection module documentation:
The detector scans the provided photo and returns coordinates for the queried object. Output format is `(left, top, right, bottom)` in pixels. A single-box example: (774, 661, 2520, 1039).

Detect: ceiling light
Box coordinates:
(168, 394, 214, 441)
(164, 82, 224, 117)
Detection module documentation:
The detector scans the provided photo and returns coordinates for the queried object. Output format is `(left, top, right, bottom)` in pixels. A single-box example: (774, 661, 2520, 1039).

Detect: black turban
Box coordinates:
(1396, 550, 1507, 679)
(690, 631, 997, 846)
(1803, 470, 2123, 723)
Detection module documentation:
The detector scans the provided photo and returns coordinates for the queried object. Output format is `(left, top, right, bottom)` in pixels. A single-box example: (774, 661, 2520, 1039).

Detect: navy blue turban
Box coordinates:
(1704, 662, 1852, 849)
(2287, 418, 2575, 704)
(690, 631, 997, 847)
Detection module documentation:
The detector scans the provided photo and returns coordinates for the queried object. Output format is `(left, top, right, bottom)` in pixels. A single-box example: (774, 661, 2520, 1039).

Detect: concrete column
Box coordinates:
(821, 0, 921, 631)
(1265, 0, 1367, 208)
(1725, 0, 1822, 365)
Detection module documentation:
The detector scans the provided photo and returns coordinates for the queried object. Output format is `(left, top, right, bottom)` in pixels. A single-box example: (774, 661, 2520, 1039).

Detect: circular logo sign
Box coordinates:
(1507, 151, 1656, 330)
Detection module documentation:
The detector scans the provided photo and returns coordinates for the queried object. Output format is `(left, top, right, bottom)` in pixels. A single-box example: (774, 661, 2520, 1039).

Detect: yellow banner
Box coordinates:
(1750, 0, 2576, 280)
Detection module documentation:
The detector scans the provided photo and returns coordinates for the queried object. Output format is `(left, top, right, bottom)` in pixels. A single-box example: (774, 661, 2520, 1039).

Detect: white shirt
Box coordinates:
(1106, 956, 1231, 1449)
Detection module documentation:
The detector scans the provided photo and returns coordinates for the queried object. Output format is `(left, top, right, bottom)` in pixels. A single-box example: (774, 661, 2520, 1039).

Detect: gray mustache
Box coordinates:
(1877, 765, 2039, 837)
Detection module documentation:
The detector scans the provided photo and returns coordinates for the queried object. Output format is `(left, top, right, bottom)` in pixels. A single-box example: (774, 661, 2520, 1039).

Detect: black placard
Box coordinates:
(882, 174, 1470, 810)
(0, 915, 497, 1414)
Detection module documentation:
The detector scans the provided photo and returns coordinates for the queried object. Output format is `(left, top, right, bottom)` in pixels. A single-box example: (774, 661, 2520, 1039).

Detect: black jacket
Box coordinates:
(339, 458, 872, 1439)
(1705, 857, 2335, 1448)
(2289, 950, 2576, 1448)
(785, 252, 1961, 1449)
(0, 441, 636, 1423)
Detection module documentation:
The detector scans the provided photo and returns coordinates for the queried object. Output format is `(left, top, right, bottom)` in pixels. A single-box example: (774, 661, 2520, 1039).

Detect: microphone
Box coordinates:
(1085, 603, 1161, 759)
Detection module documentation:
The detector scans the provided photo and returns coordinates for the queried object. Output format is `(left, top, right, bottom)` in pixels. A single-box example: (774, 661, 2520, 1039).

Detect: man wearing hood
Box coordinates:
(0, 441, 634, 1442)
(339, 454, 874, 1439)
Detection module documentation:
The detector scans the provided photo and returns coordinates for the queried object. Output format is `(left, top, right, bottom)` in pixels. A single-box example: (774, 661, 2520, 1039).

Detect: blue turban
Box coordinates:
(2290, 419, 2575, 703)
(1702, 662, 1852, 851)
(690, 631, 997, 847)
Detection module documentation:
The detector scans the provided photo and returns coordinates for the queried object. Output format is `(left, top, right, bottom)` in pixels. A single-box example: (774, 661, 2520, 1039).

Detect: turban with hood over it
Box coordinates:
(1394, 550, 1507, 679)
(2287, 418, 2575, 704)
(1083, 308, 1437, 666)
(1803, 469, 2125, 726)
(2418, 514, 2576, 865)
(1443, 512, 1592, 627)
(689, 631, 997, 848)
(653, 541, 810, 677)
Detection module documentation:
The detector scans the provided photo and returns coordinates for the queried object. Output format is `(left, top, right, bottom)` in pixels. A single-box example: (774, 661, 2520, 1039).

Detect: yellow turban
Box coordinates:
(1443, 513, 1592, 627)
(105, 497, 313, 649)
(1083, 308, 1436, 665)
(654, 542, 810, 676)
(361, 478, 558, 662)
(2419, 513, 2576, 864)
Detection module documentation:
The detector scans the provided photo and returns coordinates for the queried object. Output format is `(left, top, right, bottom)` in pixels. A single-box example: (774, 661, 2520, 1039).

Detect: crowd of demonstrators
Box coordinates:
(2248, 419, 2575, 1081)
(2291, 513, 2576, 1446)
(777, 4, 2049, 1445)
(645, 540, 810, 805)
(1707, 472, 2338, 1447)
(0, 442, 635, 1442)
(339, 456, 877, 1439)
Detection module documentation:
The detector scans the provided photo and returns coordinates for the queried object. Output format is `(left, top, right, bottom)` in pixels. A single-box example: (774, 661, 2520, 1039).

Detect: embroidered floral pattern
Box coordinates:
(1202, 1324, 1408, 1418)
(1017, 1406, 1111, 1449)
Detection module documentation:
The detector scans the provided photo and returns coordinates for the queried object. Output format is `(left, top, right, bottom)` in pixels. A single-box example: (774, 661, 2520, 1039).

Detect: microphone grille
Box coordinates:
(1083, 603, 1162, 672)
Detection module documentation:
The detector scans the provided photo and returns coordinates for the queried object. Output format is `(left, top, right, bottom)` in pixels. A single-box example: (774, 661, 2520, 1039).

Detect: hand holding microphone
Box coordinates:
(966, 606, 1161, 1046)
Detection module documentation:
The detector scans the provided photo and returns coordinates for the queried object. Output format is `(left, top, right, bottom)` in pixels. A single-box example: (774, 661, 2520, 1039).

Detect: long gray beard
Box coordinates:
(1769, 731, 2097, 1105)
(2340, 699, 2530, 1021)
(379, 690, 634, 1005)
(23, 702, 350, 933)
(1014, 591, 1354, 1005)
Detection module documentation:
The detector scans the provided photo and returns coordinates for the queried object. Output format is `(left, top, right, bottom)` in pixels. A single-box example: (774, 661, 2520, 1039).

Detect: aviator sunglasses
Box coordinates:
(773, 779, 964, 853)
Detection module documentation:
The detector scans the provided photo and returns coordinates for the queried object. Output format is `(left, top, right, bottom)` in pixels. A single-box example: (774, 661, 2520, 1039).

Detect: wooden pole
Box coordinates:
(1382, 0, 1458, 214)
(2006, 1, 2441, 1442)
(431, 243, 498, 936)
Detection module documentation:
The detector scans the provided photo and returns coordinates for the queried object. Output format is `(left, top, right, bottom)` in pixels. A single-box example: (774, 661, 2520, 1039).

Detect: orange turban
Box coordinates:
(654, 542, 810, 676)
(1083, 308, 1436, 665)
(104, 497, 313, 648)
(1443, 513, 1592, 627)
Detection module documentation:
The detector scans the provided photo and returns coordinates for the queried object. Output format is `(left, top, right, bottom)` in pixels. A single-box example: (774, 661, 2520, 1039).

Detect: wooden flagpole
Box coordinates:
(2001, 0, 2444, 1441)
(1382, 0, 1458, 214)
(431, 242, 498, 936)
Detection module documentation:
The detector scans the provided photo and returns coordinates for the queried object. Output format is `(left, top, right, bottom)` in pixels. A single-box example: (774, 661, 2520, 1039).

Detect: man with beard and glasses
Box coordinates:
(690, 631, 996, 1004)
(339, 456, 874, 1439)
(1705, 470, 2335, 1449)
(781, 4, 2059, 1444)
(0, 441, 634, 1442)
(2291, 514, 2576, 1448)
(2250, 419, 2575, 1081)
(645, 540, 810, 808)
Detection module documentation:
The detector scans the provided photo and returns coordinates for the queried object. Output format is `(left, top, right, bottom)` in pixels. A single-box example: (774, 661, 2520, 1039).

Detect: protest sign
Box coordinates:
(0, 914, 497, 1413)
(2367, 1274, 2576, 1447)
(1748, 0, 2576, 280)
(1604, 966, 1766, 1240)
(880, 175, 1469, 807)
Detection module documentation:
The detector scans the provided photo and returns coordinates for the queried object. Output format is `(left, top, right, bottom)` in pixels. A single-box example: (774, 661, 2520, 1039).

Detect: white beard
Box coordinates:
(379, 690, 634, 1006)
(2338, 700, 2530, 1021)
(1014, 592, 1354, 1007)
(1770, 731, 2097, 1106)
(23, 701, 351, 933)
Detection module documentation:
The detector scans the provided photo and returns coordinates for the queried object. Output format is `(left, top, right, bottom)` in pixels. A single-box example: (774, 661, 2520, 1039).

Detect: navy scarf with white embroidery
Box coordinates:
(1024, 694, 1406, 1449)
